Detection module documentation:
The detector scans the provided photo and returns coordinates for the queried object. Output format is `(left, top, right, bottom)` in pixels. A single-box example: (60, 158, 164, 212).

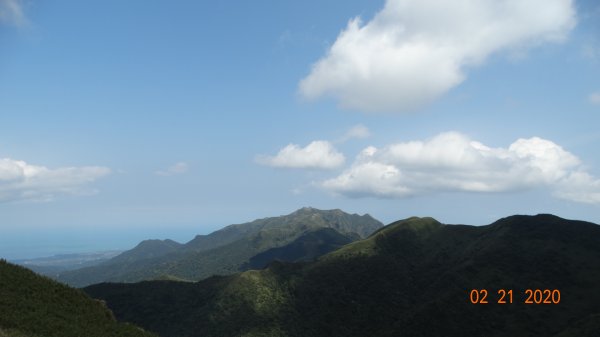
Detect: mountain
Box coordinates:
(0, 259, 157, 337)
(59, 207, 383, 287)
(85, 214, 600, 337)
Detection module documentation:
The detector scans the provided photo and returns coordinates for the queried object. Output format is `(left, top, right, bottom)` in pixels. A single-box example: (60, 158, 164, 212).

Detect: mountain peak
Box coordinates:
(286, 207, 383, 238)
(291, 206, 368, 218)
(137, 239, 181, 247)
(292, 206, 320, 214)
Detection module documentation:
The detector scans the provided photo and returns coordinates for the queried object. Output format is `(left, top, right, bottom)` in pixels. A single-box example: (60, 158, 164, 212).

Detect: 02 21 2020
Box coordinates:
(469, 289, 560, 304)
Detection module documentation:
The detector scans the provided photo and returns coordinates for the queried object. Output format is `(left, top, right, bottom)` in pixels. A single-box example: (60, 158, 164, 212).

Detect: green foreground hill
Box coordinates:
(59, 207, 382, 287)
(85, 214, 600, 337)
(0, 260, 157, 337)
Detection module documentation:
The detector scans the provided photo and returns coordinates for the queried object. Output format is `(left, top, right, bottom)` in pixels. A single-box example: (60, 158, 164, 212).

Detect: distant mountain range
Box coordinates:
(59, 207, 383, 287)
(85, 214, 600, 337)
(0, 260, 156, 337)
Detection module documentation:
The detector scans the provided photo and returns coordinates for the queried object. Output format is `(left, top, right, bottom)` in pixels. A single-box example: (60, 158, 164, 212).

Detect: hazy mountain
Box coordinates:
(0, 259, 156, 337)
(85, 214, 600, 337)
(59, 207, 383, 287)
(109, 240, 182, 264)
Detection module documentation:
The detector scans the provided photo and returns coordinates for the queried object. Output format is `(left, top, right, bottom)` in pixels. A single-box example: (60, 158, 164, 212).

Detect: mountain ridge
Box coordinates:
(59, 207, 383, 287)
(85, 214, 600, 337)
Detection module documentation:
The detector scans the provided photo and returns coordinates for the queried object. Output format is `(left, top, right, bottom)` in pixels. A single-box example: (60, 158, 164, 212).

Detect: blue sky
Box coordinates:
(1, 0, 599, 259)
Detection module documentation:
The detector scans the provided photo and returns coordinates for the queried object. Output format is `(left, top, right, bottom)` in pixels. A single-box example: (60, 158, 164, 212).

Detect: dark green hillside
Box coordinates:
(86, 264, 302, 337)
(60, 207, 383, 287)
(86, 215, 600, 337)
(0, 260, 156, 337)
(290, 214, 600, 337)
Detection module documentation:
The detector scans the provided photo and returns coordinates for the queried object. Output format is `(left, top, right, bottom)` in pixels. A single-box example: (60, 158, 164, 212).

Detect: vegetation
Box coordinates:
(0, 260, 157, 337)
(59, 207, 382, 287)
(85, 214, 600, 337)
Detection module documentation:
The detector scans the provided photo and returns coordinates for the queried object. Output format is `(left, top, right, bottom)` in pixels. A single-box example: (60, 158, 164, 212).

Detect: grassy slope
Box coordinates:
(0, 260, 157, 337)
(85, 214, 600, 337)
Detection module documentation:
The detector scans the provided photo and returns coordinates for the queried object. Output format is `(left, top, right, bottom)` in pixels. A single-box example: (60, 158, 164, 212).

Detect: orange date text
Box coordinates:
(468, 289, 560, 304)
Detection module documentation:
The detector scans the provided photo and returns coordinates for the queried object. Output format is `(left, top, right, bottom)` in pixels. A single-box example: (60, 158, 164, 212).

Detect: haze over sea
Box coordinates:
(1, 226, 208, 261)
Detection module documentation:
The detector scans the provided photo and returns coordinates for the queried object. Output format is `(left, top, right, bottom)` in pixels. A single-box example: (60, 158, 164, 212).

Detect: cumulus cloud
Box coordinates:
(589, 92, 600, 105)
(322, 132, 600, 204)
(0, 0, 26, 26)
(555, 172, 600, 204)
(339, 124, 371, 142)
(299, 0, 576, 113)
(0, 158, 111, 203)
(257, 141, 345, 170)
(155, 162, 189, 176)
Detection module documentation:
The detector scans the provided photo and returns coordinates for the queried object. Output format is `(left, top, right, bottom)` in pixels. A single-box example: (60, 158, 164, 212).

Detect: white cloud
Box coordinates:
(589, 92, 600, 105)
(257, 141, 345, 170)
(339, 124, 370, 142)
(0, 0, 26, 26)
(299, 0, 576, 113)
(155, 162, 189, 176)
(322, 132, 600, 204)
(0, 158, 111, 203)
(555, 172, 600, 204)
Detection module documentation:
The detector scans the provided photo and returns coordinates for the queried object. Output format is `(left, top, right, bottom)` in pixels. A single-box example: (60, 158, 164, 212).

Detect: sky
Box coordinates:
(1, 0, 600, 259)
